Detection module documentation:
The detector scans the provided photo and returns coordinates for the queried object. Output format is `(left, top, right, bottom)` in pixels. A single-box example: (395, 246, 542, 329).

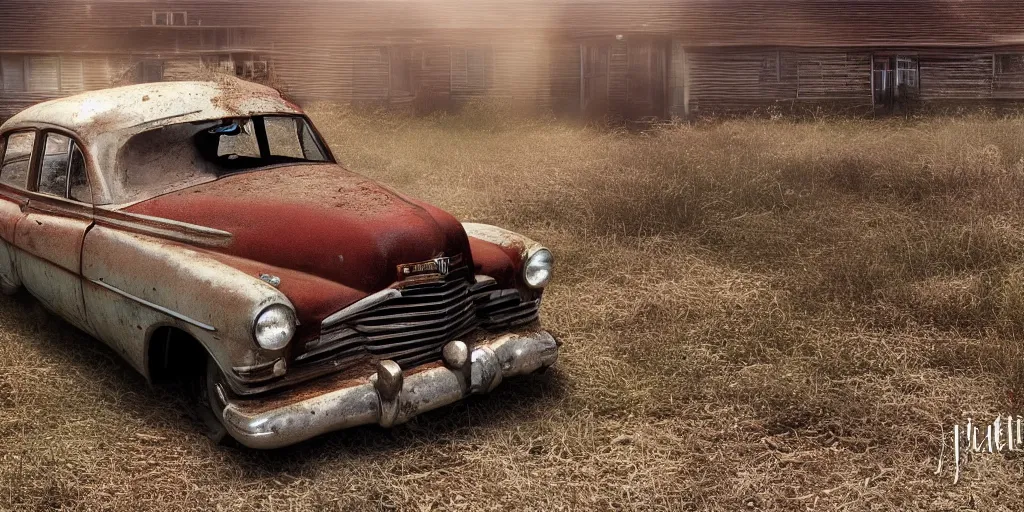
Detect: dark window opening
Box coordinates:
(996, 54, 1024, 74)
(243, 60, 269, 81)
(38, 133, 71, 197)
(759, 51, 782, 83)
(0, 131, 36, 189)
(896, 57, 918, 90)
(139, 60, 164, 83)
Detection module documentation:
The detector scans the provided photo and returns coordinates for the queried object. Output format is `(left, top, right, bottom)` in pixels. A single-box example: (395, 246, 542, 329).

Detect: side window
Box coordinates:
(264, 116, 325, 161)
(38, 133, 71, 197)
(264, 116, 304, 159)
(68, 144, 90, 203)
(215, 119, 261, 159)
(0, 131, 35, 189)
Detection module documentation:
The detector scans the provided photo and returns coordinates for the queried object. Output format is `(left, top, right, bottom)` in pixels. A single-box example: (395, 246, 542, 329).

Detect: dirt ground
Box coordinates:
(3, 106, 1024, 510)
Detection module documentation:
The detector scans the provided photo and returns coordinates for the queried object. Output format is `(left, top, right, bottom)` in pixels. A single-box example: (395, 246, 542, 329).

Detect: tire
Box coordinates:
(191, 356, 232, 445)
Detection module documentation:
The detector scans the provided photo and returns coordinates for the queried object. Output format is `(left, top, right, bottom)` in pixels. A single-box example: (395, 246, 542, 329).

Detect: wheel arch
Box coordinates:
(146, 324, 211, 384)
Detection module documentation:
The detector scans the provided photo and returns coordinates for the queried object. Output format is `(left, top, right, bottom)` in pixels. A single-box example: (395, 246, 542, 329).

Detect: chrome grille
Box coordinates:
(478, 289, 540, 329)
(299, 274, 540, 371)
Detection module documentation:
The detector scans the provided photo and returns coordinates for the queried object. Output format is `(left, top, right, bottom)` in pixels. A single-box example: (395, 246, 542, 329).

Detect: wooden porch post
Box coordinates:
(870, 53, 875, 109)
(682, 47, 691, 116)
(579, 43, 585, 114)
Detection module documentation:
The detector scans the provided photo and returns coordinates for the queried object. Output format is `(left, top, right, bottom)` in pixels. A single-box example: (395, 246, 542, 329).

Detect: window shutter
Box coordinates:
(26, 56, 60, 92)
(1, 57, 25, 92)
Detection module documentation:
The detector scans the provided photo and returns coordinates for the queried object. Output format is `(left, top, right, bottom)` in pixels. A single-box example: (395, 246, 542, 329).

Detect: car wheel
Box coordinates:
(191, 356, 232, 445)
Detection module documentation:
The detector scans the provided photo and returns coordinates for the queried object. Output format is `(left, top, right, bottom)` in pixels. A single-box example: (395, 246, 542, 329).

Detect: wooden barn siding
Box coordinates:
(919, 52, 995, 100)
(677, 48, 891, 113)
(0, 55, 114, 119)
(6, 1, 1024, 50)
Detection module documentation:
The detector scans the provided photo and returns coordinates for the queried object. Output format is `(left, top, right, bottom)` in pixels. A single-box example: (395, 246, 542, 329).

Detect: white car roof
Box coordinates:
(0, 77, 302, 140)
(0, 77, 306, 206)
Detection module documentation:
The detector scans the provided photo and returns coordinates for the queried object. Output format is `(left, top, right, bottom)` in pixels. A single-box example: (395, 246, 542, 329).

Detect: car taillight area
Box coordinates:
(295, 270, 541, 376)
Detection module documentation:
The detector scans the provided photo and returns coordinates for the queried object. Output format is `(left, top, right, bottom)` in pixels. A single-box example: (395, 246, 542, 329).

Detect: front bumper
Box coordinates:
(219, 329, 559, 449)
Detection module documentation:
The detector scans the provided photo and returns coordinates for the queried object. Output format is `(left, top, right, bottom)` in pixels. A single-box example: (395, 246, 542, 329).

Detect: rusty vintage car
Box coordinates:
(0, 79, 558, 448)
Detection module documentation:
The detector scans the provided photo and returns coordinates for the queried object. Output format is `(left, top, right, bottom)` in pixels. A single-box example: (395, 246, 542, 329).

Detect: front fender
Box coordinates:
(81, 226, 292, 379)
(462, 222, 551, 294)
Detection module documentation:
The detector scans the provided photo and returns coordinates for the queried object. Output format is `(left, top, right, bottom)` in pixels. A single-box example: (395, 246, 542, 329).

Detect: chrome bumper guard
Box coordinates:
(220, 329, 559, 449)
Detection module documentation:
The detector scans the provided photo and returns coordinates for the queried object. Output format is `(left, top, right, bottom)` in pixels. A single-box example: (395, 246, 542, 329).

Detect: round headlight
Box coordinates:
(253, 304, 296, 350)
(523, 248, 554, 289)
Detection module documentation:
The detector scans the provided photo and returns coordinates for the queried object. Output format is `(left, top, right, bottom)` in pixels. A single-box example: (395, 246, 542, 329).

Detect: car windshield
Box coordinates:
(113, 114, 330, 204)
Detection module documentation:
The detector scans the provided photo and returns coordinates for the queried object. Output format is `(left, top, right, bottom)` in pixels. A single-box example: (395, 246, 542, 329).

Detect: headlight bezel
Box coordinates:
(523, 247, 554, 289)
(252, 303, 297, 351)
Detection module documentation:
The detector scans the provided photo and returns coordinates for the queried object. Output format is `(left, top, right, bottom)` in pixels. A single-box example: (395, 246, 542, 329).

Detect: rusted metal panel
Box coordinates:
(13, 196, 94, 332)
(81, 224, 294, 383)
(122, 164, 475, 295)
(17, 199, 91, 275)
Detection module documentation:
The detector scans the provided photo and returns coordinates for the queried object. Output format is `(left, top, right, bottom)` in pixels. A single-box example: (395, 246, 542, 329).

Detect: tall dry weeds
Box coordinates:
(2, 105, 1024, 509)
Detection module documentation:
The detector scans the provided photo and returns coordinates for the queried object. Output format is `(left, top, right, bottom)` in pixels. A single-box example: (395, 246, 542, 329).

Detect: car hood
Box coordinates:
(122, 164, 473, 293)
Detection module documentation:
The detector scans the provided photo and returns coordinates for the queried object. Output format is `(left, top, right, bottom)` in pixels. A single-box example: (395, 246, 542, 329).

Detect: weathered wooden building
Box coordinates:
(2, 0, 1024, 120)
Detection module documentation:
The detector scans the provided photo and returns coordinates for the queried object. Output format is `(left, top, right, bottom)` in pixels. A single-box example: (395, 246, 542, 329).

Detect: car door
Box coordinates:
(0, 130, 34, 293)
(13, 130, 95, 335)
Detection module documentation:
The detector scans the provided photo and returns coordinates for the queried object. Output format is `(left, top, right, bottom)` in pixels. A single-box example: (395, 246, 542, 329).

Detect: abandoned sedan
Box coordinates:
(0, 79, 558, 448)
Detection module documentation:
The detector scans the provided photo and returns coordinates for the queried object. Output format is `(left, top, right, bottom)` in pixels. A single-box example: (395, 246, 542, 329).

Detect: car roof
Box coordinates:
(0, 76, 302, 140)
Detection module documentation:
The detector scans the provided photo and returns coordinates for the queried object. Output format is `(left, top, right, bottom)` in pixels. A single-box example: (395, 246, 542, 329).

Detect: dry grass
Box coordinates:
(4, 105, 1024, 510)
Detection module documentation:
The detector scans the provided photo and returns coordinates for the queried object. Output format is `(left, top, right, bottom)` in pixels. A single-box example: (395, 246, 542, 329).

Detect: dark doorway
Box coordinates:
(873, 55, 919, 112)
(581, 44, 609, 117)
(625, 39, 667, 118)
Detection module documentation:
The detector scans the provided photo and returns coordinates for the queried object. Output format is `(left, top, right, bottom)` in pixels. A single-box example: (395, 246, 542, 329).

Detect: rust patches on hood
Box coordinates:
(124, 164, 474, 294)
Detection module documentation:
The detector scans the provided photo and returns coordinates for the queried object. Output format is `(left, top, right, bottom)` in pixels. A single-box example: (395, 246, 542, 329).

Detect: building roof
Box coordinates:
(1, 0, 1023, 49)
(0, 77, 300, 139)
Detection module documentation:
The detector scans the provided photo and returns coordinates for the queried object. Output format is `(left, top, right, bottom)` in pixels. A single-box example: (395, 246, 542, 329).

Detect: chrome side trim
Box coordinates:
(94, 208, 234, 248)
(321, 288, 402, 327)
(89, 278, 216, 332)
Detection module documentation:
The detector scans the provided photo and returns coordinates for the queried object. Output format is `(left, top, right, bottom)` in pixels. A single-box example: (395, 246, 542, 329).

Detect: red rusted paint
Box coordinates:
(123, 164, 495, 298)
(468, 237, 517, 286)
